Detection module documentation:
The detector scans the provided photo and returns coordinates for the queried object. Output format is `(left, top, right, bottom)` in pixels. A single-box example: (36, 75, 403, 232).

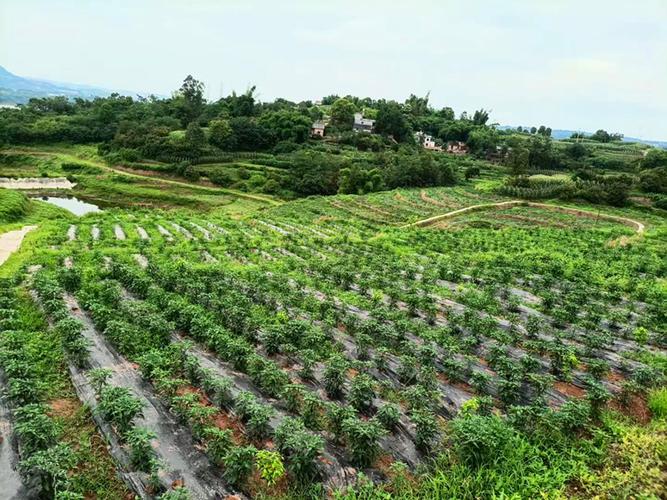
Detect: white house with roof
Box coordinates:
(415, 131, 443, 151)
(353, 112, 375, 133)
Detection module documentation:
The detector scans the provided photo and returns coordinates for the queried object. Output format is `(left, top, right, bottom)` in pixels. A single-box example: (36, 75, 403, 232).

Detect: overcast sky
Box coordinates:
(1, 0, 666, 139)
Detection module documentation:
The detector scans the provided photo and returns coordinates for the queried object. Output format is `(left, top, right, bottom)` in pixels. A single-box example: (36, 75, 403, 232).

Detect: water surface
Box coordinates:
(36, 196, 101, 216)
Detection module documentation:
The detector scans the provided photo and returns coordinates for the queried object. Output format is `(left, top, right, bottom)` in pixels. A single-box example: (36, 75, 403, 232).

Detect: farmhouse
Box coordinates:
(311, 120, 327, 137)
(353, 112, 375, 133)
(415, 131, 443, 151)
(446, 141, 469, 155)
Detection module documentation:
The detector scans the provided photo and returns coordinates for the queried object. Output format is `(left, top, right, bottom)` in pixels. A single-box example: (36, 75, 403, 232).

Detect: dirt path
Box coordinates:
(405, 200, 646, 234)
(0, 226, 37, 266)
(4, 148, 281, 206)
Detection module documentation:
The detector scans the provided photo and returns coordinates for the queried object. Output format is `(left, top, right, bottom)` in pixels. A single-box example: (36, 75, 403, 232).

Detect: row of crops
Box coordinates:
(1, 187, 666, 498)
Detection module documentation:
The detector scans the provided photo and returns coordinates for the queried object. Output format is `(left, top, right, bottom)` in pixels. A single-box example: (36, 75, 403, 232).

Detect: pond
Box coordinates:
(34, 196, 101, 216)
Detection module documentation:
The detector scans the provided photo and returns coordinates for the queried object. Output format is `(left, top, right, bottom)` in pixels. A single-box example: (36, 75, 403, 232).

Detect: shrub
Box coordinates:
(234, 391, 274, 440)
(255, 450, 285, 487)
(203, 427, 233, 465)
(19, 443, 78, 497)
(376, 403, 401, 431)
(14, 404, 58, 455)
(223, 445, 257, 488)
(274, 417, 324, 482)
(348, 373, 375, 414)
(125, 427, 158, 472)
(96, 386, 144, 436)
(323, 355, 348, 398)
(158, 487, 191, 499)
(411, 409, 439, 452)
(342, 417, 386, 467)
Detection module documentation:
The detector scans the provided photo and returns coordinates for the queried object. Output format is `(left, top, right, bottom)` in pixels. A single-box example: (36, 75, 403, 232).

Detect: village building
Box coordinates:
(446, 141, 469, 155)
(311, 120, 327, 137)
(353, 112, 375, 133)
(415, 131, 443, 151)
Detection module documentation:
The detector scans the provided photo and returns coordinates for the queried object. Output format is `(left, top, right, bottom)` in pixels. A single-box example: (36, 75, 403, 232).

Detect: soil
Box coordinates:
(609, 394, 651, 424)
(605, 370, 626, 384)
(553, 381, 587, 399)
(48, 398, 80, 419)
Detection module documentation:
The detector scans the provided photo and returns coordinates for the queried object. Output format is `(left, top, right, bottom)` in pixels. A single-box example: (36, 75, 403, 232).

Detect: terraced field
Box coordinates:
(1, 185, 666, 498)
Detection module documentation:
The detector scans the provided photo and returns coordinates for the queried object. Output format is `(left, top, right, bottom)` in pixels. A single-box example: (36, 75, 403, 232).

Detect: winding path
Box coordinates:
(404, 200, 646, 234)
(4, 148, 281, 206)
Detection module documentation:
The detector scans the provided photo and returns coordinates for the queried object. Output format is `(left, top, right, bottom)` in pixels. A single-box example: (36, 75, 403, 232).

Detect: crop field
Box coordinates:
(1, 177, 666, 498)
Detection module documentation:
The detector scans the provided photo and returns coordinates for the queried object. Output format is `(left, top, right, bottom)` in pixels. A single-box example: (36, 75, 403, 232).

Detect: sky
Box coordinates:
(1, 0, 666, 140)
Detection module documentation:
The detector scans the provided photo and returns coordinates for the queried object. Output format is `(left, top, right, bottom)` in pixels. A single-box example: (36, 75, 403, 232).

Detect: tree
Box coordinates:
(642, 148, 667, 170)
(639, 167, 667, 193)
(404, 93, 430, 117)
(437, 106, 455, 121)
(185, 122, 205, 148)
(566, 142, 588, 160)
(338, 165, 384, 194)
(472, 109, 490, 126)
(330, 98, 356, 130)
(375, 101, 411, 141)
(289, 150, 342, 196)
(467, 127, 498, 156)
(208, 119, 233, 149)
(590, 129, 622, 143)
(258, 110, 312, 143)
(505, 145, 529, 176)
(173, 75, 205, 125)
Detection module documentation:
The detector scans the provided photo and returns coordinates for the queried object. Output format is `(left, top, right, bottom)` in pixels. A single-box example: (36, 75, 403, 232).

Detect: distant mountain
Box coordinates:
(0, 65, 145, 104)
(499, 125, 667, 149)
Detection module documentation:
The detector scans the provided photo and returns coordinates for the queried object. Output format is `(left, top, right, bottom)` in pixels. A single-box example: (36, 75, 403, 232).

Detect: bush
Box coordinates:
(450, 414, 516, 468)
(411, 409, 439, 451)
(342, 417, 386, 467)
(348, 373, 375, 414)
(274, 417, 324, 482)
(125, 427, 158, 472)
(323, 355, 348, 398)
(255, 450, 285, 486)
(376, 403, 401, 431)
(14, 404, 58, 455)
(96, 386, 144, 436)
(223, 445, 257, 487)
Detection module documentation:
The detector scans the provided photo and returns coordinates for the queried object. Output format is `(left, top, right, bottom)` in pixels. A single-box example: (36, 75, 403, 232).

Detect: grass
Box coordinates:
(0, 188, 29, 223)
(334, 411, 667, 500)
(649, 388, 667, 419)
(1, 144, 281, 210)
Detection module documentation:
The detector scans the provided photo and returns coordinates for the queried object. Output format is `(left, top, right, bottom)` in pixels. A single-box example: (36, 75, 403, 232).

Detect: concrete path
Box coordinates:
(0, 226, 37, 266)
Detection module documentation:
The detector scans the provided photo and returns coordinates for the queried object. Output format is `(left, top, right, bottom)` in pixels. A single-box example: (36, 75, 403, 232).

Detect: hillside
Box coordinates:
(0, 65, 140, 104)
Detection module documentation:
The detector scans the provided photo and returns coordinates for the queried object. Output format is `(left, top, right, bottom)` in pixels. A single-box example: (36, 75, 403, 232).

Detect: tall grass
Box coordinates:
(0, 188, 29, 223)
